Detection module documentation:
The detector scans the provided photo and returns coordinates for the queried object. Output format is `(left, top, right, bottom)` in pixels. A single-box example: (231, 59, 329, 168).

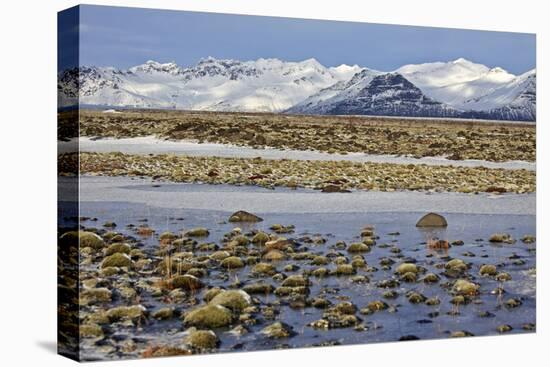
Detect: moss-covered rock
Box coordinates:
(334, 264, 355, 275)
(185, 227, 210, 237)
(60, 231, 105, 249)
(80, 287, 112, 306)
(479, 264, 498, 276)
(106, 305, 146, 322)
(152, 307, 174, 320)
(105, 242, 131, 256)
(209, 290, 251, 313)
(347, 243, 370, 253)
(422, 273, 440, 283)
(210, 250, 231, 261)
(407, 292, 427, 304)
(251, 232, 270, 245)
(281, 275, 308, 287)
(262, 249, 286, 261)
(185, 329, 219, 349)
(169, 274, 204, 291)
(220, 256, 244, 269)
(101, 253, 134, 269)
(396, 263, 418, 275)
(99, 266, 120, 277)
(496, 272, 512, 282)
(452, 279, 479, 296)
(80, 323, 104, 338)
(489, 233, 513, 243)
(261, 322, 294, 338)
(367, 300, 388, 312)
(183, 305, 233, 329)
(252, 262, 277, 276)
(243, 282, 274, 294)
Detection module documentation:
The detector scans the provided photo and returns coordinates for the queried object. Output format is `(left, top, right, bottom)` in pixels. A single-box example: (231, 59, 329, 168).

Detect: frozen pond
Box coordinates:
(58, 137, 535, 171)
(60, 176, 536, 361)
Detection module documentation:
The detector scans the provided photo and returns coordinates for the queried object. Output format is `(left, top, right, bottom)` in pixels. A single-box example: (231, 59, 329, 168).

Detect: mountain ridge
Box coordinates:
(58, 57, 536, 121)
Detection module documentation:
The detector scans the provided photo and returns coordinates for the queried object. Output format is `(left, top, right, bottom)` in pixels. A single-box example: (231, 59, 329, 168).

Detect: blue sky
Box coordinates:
(60, 4, 536, 74)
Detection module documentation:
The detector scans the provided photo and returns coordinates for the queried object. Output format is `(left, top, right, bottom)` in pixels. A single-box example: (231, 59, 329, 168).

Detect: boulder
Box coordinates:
(416, 213, 448, 227)
(186, 329, 219, 349)
(183, 305, 233, 328)
(209, 290, 251, 312)
(60, 230, 105, 249)
(228, 211, 263, 223)
(101, 253, 134, 269)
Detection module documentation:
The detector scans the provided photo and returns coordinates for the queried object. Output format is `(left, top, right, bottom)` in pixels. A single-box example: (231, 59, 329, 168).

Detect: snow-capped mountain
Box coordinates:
(58, 57, 536, 121)
(58, 57, 357, 112)
(289, 58, 535, 121)
(288, 72, 460, 117)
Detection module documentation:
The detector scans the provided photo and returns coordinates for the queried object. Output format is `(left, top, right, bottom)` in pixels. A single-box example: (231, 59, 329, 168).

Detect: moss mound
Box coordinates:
(183, 305, 233, 329)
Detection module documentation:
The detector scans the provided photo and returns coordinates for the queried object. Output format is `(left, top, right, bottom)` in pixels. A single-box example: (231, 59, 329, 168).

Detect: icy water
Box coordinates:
(58, 137, 535, 171)
(60, 176, 536, 360)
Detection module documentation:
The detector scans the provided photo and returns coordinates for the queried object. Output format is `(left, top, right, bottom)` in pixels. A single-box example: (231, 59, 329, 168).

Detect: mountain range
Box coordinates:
(58, 57, 536, 121)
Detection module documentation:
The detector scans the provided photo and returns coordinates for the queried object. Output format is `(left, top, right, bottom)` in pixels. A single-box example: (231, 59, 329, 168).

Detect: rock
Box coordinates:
(452, 279, 479, 296)
(60, 231, 105, 249)
(262, 249, 286, 261)
(251, 232, 270, 245)
(521, 235, 535, 244)
(152, 307, 174, 320)
(444, 258, 468, 277)
(203, 287, 224, 302)
(210, 250, 231, 261)
(396, 263, 419, 275)
(407, 292, 427, 304)
(80, 288, 112, 306)
(106, 305, 146, 322)
(99, 267, 120, 277)
(101, 253, 134, 269)
(416, 213, 447, 227)
(312, 267, 329, 277)
(185, 227, 210, 237)
(183, 305, 233, 329)
(367, 300, 388, 312)
(274, 286, 308, 296)
(450, 295, 466, 305)
(450, 331, 473, 338)
(185, 329, 219, 349)
(311, 256, 330, 265)
(401, 272, 417, 282)
(281, 275, 308, 287)
(347, 243, 370, 253)
(489, 233, 513, 243)
(333, 264, 356, 275)
(142, 346, 191, 358)
(422, 273, 440, 283)
(105, 242, 131, 256)
(220, 256, 245, 269)
(243, 282, 274, 294)
(425, 297, 441, 306)
(228, 211, 263, 223)
(209, 290, 251, 313)
(169, 274, 204, 291)
(228, 325, 249, 336)
(269, 224, 295, 234)
(251, 262, 277, 276)
(479, 264, 498, 276)
(496, 272, 512, 281)
(80, 323, 104, 338)
(265, 238, 291, 251)
(504, 298, 522, 309)
(496, 324, 513, 333)
(261, 322, 294, 338)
